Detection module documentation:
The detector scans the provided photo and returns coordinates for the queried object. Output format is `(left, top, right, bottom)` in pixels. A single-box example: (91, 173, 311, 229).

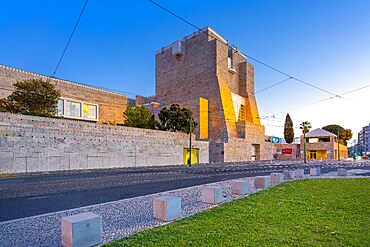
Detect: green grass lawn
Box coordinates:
(105, 178, 370, 247)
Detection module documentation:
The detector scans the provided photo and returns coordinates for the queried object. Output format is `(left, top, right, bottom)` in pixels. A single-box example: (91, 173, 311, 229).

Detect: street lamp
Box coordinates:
(188, 113, 193, 167)
(337, 129, 340, 161)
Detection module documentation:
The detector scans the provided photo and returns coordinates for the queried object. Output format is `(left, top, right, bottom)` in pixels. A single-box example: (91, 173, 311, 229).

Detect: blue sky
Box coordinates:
(1, 0, 369, 141)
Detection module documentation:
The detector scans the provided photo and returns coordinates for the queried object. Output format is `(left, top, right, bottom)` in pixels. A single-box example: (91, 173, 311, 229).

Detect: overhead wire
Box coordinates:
(51, 0, 89, 77)
(266, 83, 370, 117)
(147, 0, 340, 98)
(147, 0, 355, 127)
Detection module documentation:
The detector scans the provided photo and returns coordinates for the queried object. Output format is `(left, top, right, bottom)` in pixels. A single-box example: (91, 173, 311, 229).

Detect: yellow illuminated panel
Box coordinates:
(218, 81, 237, 137)
(307, 150, 327, 160)
(83, 103, 97, 119)
(199, 98, 209, 139)
(183, 148, 199, 165)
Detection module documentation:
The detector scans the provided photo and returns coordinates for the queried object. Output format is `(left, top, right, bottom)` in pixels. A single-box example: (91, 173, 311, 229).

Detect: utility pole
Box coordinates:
(338, 129, 340, 161)
(270, 136, 273, 164)
(188, 115, 192, 167)
(303, 132, 307, 163)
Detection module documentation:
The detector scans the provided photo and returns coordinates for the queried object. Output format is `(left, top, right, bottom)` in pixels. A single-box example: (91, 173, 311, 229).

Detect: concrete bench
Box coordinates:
(294, 169, 304, 179)
(231, 180, 249, 195)
(202, 186, 223, 204)
(254, 176, 270, 189)
(61, 212, 102, 247)
(153, 196, 181, 222)
(337, 168, 347, 177)
(270, 173, 283, 184)
(310, 167, 321, 176)
(283, 170, 295, 180)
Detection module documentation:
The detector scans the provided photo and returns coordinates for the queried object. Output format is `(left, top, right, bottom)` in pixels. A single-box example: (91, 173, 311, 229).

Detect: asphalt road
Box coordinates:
(0, 161, 369, 222)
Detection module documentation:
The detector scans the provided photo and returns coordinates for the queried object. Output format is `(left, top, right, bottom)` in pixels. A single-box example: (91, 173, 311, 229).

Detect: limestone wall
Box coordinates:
(0, 113, 209, 174)
(0, 64, 127, 124)
(272, 143, 300, 160)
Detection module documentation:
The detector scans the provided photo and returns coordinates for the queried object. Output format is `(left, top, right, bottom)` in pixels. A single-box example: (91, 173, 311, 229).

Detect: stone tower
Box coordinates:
(155, 27, 269, 162)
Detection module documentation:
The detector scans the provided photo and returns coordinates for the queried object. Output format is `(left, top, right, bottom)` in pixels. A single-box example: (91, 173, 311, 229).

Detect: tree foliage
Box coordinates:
(158, 104, 197, 134)
(283, 113, 294, 143)
(322, 124, 352, 145)
(123, 106, 159, 129)
(0, 79, 60, 116)
(300, 121, 311, 135)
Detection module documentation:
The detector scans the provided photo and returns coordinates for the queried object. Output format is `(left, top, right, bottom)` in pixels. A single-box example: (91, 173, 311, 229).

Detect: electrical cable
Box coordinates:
(147, 0, 339, 97)
(255, 77, 293, 94)
(265, 83, 370, 117)
(51, 0, 89, 77)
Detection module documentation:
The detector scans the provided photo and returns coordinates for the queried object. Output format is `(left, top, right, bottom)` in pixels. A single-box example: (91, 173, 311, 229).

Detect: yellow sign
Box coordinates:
(184, 148, 199, 165)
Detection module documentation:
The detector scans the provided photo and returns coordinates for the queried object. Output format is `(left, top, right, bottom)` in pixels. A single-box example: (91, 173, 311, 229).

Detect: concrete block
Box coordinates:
(294, 169, 304, 179)
(61, 212, 102, 247)
(270, 173, 283, 184)
(231, 180, 249, 195)
(310, 167, 321, 176)
(337, 168, 347, 176)
(283, 170, 295, 180)
(201, 186, 223, 204)
(153, 196, 181, 221)
(254, 176, 270, 189)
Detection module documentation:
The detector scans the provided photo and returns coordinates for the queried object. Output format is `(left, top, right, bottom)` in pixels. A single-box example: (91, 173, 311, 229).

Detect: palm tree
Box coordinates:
(300, 121, 311, 163)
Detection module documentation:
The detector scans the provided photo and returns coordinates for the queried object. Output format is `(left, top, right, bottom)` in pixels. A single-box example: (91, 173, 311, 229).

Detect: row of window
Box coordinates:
(57, 99, 98, 121)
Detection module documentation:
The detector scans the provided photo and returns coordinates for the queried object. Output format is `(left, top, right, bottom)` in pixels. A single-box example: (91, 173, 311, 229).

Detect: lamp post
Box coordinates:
(303, 131, 307, 163)
(270, 136, 273, 164)
(188, 114, 192, 167)
(337, 129, 340, 161)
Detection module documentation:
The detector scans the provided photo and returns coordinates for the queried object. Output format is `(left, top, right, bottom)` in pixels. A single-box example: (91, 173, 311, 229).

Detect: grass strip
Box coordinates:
(105, 178, 370, 247)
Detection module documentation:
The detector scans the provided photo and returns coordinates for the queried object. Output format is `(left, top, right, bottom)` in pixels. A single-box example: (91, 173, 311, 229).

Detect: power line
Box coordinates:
(52, 0, 89, 77)
(266, 83, 370, 116)
(255, 77, 293, 94)
(340, 84, 370, 96)
(274, 96, 335, 115)
(245, 55, 339, 97)
(147, 0, 339, 97)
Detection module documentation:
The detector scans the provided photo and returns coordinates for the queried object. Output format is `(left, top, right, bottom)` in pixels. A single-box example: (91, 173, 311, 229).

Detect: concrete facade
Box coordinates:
(0, 64, 127, 124)
(154, 27, 269, 162)
(0, 112, 209, 174)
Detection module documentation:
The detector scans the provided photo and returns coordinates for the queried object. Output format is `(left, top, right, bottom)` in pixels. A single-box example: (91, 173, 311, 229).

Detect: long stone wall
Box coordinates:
(0, 113, 209, 174)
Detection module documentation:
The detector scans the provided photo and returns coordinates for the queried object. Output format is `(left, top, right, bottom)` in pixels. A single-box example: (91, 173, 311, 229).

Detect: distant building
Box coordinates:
(358, 124, 370, 155)
(301, 128, 348, 160)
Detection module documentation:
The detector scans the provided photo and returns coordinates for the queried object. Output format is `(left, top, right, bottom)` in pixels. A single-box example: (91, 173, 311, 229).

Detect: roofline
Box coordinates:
(156, 26, 229, 55)
(0, 64, 127, 97)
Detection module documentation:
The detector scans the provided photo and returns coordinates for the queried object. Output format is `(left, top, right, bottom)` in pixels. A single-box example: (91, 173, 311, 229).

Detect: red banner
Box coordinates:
(282, 148, 293, 154)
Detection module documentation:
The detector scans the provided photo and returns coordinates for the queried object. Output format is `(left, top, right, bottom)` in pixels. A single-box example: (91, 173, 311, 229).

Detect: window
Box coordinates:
(57, 98, 98, 121)
(65, 101, 81, 117)
(57, 100, 64, 115)
(83, 103, 97, 119)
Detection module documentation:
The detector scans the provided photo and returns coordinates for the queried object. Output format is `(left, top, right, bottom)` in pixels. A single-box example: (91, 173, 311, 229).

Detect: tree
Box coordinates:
(300, 121, 311, 163)
(0, 79, 60, 116)
(159, 104, 197, 134)
(283, 113, 294, 143)
(322, 124, 352, 146)
(123, 106, 159, 129)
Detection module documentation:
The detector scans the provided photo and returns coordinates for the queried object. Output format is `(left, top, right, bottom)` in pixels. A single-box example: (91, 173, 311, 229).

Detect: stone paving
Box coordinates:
(0, 167, 369, 247)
